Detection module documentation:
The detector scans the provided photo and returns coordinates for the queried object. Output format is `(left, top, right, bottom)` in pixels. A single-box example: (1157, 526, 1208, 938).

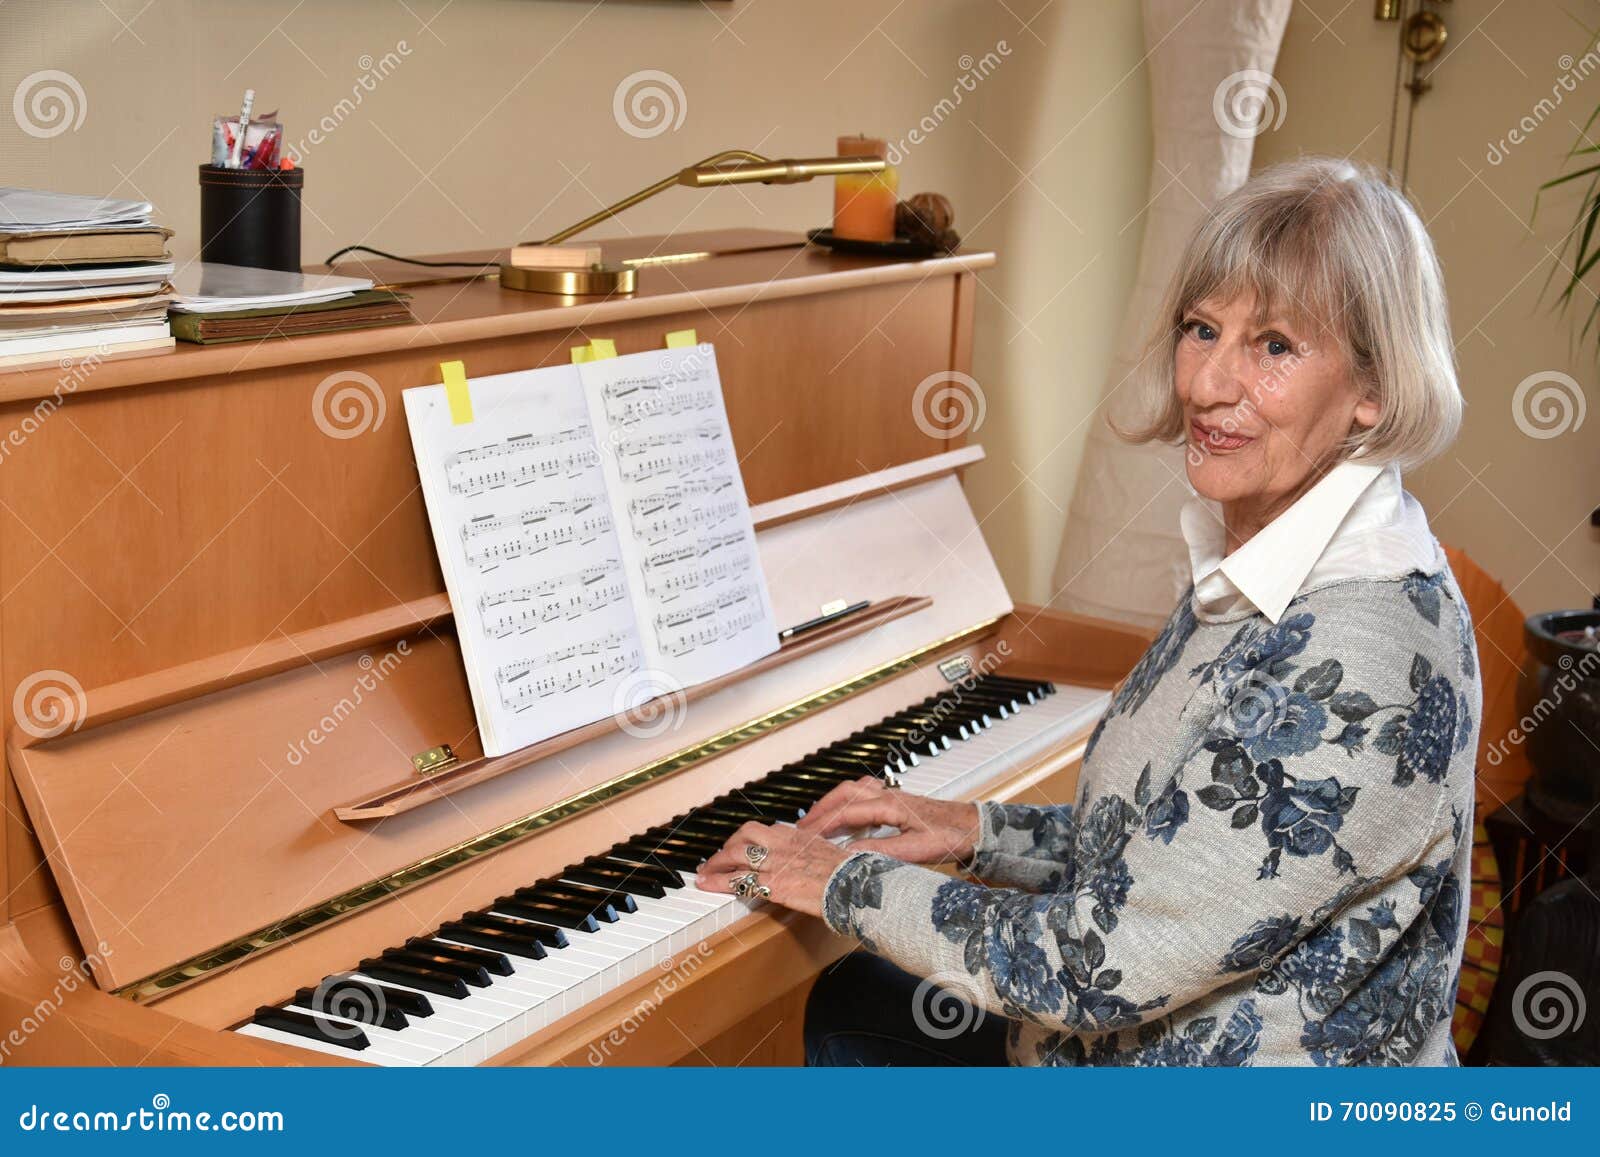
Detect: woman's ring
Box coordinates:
(731, 871, 760, 897)
(745, 844, 769, 868)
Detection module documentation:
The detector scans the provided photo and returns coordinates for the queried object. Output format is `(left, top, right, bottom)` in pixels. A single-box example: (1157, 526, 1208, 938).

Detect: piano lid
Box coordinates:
(9, 449, 1012, 994)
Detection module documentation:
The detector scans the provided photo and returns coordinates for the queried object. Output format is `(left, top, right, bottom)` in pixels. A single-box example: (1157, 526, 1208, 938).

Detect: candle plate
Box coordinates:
(806, 228, 942, 258)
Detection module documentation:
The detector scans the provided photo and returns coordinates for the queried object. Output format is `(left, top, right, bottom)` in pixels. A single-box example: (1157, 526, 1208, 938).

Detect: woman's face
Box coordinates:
(1174, 293, 1379, 527)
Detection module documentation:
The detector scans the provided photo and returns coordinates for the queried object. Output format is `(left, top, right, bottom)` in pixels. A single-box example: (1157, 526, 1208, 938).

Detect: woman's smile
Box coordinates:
(1189, 417, 1255, 454)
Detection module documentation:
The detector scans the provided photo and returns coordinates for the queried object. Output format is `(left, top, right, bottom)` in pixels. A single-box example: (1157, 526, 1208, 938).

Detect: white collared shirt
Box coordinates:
(1179, 459, 1443, 623)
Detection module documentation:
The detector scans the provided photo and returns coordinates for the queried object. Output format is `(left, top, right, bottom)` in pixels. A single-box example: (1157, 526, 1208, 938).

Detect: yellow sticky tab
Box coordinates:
(441, 360, 473, 425)
(589, 338, 618, 360)
(665, 329, 697, 349)
(571, 344, 595, 364)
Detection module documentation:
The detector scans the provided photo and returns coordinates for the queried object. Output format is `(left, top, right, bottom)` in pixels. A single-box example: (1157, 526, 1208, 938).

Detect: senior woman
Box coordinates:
(697, 156, 1481, 1067)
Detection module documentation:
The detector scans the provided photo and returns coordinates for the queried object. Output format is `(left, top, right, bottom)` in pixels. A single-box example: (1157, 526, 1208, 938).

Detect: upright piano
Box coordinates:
(0, 230, 1150, 1066)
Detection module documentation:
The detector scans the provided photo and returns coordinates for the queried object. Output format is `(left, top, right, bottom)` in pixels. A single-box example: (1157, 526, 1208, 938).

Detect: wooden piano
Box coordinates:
(0, 230, 1150, 1066)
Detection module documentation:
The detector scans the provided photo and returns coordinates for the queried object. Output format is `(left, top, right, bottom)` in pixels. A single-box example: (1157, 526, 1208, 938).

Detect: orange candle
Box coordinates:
(833, 134, 898, 242)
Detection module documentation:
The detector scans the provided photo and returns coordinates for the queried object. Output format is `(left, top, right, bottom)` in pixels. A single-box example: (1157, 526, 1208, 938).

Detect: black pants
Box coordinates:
(803, 951, 1011, 1066)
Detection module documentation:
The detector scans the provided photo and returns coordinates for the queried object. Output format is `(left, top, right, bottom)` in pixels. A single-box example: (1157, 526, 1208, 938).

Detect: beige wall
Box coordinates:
(0, 0, 1152, 609)
(1255, 0, 1600, 615)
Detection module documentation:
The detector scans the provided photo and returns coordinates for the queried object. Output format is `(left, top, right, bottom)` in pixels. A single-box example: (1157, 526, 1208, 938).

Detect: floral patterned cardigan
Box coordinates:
(821, 567, 1481, 1066)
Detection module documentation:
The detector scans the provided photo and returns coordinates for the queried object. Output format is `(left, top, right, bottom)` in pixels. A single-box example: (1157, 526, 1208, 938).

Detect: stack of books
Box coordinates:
(0, 188, 176, 371)
(167, 263, 413, 344)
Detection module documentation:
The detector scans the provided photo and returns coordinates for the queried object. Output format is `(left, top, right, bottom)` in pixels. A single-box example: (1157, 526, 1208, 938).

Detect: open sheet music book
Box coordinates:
(404, 345, 779, 756)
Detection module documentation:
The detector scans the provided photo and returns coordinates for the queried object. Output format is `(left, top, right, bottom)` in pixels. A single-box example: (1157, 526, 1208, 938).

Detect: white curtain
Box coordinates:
(1050, 0, 1294, 629)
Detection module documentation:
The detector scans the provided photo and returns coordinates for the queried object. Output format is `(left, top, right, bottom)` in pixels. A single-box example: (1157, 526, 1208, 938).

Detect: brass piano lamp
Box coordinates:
(500, 149, 886, 295)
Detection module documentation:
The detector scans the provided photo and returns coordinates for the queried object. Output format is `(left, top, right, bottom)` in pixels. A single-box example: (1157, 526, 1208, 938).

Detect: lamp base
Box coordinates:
(498, 263, 637, 295)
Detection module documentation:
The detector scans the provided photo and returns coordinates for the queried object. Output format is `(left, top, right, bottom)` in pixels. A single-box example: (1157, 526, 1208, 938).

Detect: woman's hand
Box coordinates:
(695, 822, 853, 918)
(795, 776, 980, 866)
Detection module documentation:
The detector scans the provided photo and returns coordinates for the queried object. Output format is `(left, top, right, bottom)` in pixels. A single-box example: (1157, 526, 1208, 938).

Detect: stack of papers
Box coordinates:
(168, 263, 373, 312)
(0, 187, 176, 371)
(167, 263, 415, 345)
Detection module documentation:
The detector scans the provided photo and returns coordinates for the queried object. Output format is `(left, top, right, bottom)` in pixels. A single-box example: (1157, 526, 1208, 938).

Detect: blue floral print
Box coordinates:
(821, 568, 1479, 1067)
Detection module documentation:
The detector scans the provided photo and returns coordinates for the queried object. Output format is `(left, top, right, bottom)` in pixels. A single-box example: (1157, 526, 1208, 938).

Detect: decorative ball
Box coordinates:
(896, 192, 955, 247)
(906, 191, 954, 234)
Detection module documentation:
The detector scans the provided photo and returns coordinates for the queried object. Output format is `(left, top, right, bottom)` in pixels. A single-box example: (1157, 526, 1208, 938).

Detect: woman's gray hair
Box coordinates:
(1116, 155, 1461, 469)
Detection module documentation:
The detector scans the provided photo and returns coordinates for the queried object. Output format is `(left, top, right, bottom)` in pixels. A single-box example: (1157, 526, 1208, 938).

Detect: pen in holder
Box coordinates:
(198, 163, 304, 272)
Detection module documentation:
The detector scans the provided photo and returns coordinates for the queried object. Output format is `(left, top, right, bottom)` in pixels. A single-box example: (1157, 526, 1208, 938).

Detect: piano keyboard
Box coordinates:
(235, 673, 1110, 1065)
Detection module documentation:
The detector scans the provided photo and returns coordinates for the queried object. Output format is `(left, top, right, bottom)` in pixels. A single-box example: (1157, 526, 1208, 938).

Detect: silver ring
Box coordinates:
(745, 844, 769, 868)
(731, 871, 761, 898)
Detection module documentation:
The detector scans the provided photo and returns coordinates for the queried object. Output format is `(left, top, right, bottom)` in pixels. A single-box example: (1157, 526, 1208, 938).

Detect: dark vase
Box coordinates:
(1519, 610, 1600, 825)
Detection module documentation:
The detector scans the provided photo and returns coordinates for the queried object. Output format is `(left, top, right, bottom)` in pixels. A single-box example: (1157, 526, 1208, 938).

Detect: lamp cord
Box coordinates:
(322, 244, 498, 270)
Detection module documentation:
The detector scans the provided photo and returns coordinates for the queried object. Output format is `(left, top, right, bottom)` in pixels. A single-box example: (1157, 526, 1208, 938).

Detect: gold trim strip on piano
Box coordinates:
(113, 616, 1003, 1003)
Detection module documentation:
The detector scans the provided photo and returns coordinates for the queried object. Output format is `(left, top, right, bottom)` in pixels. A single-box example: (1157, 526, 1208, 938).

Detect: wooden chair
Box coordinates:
(1440, 545, 1531, 1057)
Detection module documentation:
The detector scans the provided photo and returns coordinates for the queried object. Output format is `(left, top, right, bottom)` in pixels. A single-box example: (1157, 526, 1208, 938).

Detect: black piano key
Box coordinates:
(798, 758, 892, 782)
(566, 862, 668, 899)
(381, 949, 492, 988)
(589, 854, 685, 889)
(359, 958, 471, 999)
(293, 981, 411, 1031)
(725, 789, 806, 819)
(252, 1006, 370, 1051)
(696, 803, 773, 825)
(651, 817, 737, 842)
(743, 779, 819, 804)
(640, 825, 725, 851)
(981, 674, 1045, 701)
(463, 911, 569, 948)
(833, 736, 919, 760)
(611, 842, 704, 873)
(514, 886, 620, 923)
(810, 747, 899, 770)
(766, 768, 863, 793)
(708, 795, 798, 823)
(492, 896, 602, 932)
(437, 921, 549, 961)
(405, 937, 515, 977)
(954, 682, 1018, 707)
(857, 725, 947, 754)
(539, 878, 639, 914)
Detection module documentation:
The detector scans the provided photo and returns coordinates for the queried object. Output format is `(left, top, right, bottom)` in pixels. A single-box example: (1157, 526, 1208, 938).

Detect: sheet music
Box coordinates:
(580, 344, 778, 685)
(403, 366, 645, 755)
(403, 344, 777, 757)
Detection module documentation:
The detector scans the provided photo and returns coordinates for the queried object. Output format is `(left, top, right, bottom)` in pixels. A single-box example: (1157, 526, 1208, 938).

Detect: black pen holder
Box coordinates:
(198, 164, 304, 272)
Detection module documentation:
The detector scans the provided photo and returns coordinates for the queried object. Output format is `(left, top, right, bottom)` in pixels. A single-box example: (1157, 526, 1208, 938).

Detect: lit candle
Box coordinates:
(833, 134, 898, 242)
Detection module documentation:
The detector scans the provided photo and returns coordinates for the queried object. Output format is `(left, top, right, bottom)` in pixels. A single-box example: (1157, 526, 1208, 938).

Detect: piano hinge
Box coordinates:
(411, 744, 459, 777)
